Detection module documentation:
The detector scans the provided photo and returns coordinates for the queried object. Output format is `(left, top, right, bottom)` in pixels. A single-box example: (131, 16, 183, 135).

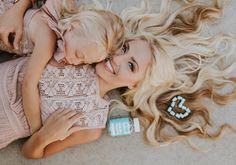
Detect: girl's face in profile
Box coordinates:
(95, 40, 152, 90)
(63, 26, 107, 65)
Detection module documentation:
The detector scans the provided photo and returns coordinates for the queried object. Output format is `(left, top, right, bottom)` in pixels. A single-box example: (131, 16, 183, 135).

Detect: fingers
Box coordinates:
(52, 109, 81, 128)
(57, 108, 75, 118)
(1, 31, 12, 48)
(13, 30, 23, 50)
(63, 110, 82, 127)
(63, 110, 82, 130)
(54, 108, 80, 120)
(53, 108, 64, 116)
(69, 113, 82, 123)
(68, 126, 82, 135)
(64, 109, 78, 119)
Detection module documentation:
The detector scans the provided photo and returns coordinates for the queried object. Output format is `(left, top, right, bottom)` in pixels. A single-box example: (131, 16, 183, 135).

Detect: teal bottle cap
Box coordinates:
(133, 118, 140, 132)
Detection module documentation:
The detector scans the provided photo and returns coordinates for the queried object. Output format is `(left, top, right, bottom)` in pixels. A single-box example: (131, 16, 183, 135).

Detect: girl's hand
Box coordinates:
(37, 109, 82, 144)
(0, 0, 33, 49)
(0, 6, 23, 50)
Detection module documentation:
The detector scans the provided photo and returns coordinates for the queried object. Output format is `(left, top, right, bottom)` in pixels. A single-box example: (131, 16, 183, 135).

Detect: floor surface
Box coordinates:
(0, 0, 236, 165)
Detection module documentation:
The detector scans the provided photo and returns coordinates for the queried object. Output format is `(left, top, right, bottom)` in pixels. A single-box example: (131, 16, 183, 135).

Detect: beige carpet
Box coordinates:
(0, 0, 236, 164)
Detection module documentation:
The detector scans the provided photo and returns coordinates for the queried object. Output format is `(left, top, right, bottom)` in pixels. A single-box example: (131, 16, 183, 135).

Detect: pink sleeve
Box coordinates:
(42, 0, 80, 65)
(42, 0, 63, 22)
(42, 0, 79, 21)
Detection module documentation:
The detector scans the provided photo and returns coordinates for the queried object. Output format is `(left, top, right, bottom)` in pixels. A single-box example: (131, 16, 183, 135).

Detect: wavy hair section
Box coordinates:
(111, 0, 236, 148)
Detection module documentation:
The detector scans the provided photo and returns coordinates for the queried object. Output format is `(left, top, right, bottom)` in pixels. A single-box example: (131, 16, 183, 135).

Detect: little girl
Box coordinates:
(0, 0, 125, 133)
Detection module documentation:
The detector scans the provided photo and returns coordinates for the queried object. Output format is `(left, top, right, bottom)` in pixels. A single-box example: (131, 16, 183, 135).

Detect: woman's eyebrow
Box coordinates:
(131, 57, 139, 71)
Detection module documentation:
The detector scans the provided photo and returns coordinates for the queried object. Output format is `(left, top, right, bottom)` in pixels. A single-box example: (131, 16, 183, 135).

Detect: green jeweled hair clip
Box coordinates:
(166, 95, 191, 119)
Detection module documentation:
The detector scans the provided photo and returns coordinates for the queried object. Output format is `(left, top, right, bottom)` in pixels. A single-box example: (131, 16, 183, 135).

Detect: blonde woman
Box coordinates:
(1, 0, 236, 159)
(0, 0, 124, 134)
(115, 0, 236, 148)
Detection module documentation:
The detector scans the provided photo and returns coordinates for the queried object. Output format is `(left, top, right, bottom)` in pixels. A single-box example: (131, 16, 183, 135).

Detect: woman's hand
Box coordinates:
(37, 109, 82, 144)
(22, 109, 84, 159)
(0, 6, 23, 49)
(0, 0, 33, 49)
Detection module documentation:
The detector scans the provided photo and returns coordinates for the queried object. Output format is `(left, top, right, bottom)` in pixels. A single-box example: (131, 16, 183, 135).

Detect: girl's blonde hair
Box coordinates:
(111, 0, 236, 149)
(57, 0, 125, 57)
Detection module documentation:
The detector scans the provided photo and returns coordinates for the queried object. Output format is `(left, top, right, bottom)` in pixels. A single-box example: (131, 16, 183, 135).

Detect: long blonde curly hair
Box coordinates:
(110, 0, 236, 149)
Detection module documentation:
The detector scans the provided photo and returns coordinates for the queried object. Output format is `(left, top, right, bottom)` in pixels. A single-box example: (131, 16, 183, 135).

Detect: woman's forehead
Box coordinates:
(129, 40, 152, 67)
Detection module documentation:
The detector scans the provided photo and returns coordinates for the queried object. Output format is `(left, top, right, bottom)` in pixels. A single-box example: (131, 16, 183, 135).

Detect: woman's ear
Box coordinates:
(66, 24, 74, 32)
(128, 83, 136, 90)
(62, 24, 74, 36)
(67, 25, 73, 32)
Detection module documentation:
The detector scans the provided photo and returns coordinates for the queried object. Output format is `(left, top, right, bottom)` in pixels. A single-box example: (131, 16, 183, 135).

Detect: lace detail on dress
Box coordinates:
(39, 64, 110, 129)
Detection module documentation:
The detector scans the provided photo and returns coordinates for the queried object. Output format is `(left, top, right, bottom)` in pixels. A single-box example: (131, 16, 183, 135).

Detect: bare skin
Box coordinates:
(0, 0, 32, 49)
(96, 40, 153, 96)
(22, 109, 102, 159)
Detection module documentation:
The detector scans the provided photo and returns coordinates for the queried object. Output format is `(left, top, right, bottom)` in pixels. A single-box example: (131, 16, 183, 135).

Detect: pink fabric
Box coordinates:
(0, 57, 110, 149)
(0, 58, 30, 149)
(39, 59, 110, 129)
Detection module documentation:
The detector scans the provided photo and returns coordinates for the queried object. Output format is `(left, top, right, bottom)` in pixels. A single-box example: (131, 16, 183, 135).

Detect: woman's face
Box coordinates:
(95, 40, 152, 90)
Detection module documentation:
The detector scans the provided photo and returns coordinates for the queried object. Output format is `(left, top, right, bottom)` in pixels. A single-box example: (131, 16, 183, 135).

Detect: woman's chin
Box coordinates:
(96, 61, 111, 77)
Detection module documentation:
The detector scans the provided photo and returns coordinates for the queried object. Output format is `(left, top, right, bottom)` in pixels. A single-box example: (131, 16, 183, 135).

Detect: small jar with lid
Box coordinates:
(108, 117, 140, 137)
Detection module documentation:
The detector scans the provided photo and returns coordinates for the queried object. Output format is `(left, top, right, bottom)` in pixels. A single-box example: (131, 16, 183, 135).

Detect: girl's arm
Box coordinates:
(0, 0, 33, 49)
(22, 109, 102, 159)
(22, 15, 56, 133)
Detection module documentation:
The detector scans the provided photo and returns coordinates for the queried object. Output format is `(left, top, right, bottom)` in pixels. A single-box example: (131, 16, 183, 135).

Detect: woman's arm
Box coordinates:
(22, 109, 102, 159)
(0, 0, 33, 49)
(22, 15, 56, 133)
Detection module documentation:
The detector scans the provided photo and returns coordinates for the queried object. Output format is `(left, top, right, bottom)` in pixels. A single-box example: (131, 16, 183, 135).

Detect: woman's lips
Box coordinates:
(104, 59, 115, 74)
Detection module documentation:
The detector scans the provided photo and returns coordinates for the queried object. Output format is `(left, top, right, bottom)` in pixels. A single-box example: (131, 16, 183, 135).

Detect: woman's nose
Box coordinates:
(112, 53, 127, 66)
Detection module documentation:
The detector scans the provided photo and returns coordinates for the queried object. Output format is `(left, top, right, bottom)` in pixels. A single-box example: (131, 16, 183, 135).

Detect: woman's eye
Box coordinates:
(128, 62, 134, 72)
(121, 42, 130, 54)
(121, 45, 127, 54)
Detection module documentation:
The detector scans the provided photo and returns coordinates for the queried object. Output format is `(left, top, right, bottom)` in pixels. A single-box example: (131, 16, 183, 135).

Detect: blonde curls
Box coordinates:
(111, 0, 236, 149)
